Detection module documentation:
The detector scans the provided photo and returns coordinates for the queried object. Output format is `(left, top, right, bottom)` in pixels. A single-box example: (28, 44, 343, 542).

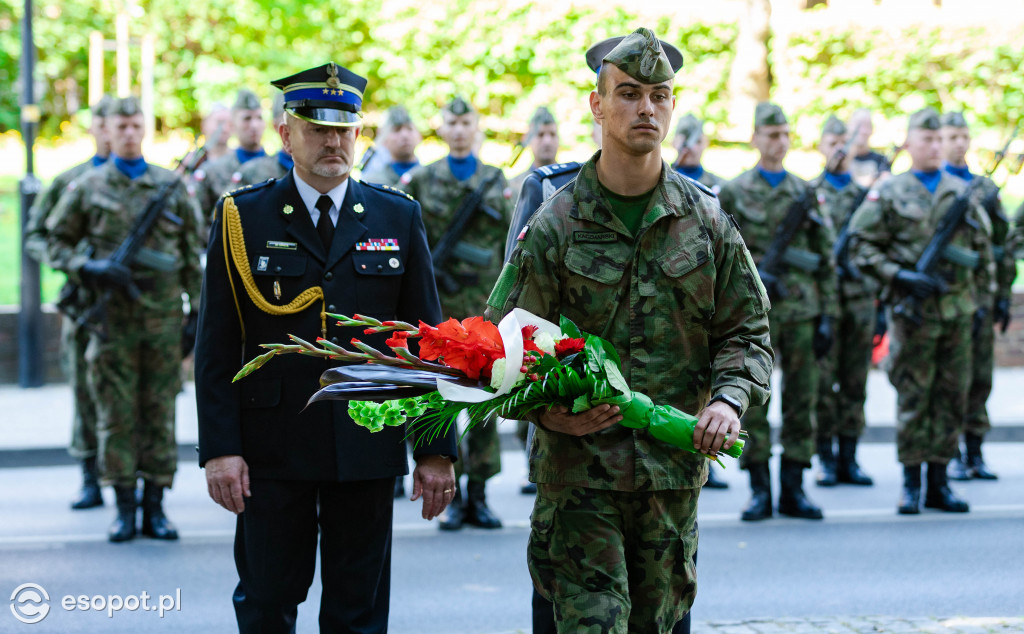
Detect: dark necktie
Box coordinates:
(315, 195, 334, 250)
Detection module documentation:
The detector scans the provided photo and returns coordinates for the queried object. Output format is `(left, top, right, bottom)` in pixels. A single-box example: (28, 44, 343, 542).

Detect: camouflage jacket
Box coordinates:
(191, 152, 243, 233)
(45, 161, 204, 319)
(362, 163, 404, 188)
(234, 152, 289, 188)
(487, 154, 773, 492)
(678, 166, 724, 195)
(816, 176, 879, 304)
(24, 158, 100, 265)
(718, 168, 838, 322)
(1010, 202, 1024, 261)
(848, 171, 995, 321)
(961, 173, 1014, 301)
(399, 157, 513, 318)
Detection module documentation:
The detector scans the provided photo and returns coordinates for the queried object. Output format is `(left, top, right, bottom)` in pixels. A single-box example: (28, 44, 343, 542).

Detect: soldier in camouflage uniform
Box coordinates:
(849, 107, 994, 515)
(509, 107, 560, 203)
(361, 105, 422, 187)
(191, 89, 267, 236)
(399, 96, 514, 530)
(24, 94, 115, 510)
(672, 113, 724, 195)
(487, 29, 772, 633)
(45, 97, 204, 542)
(1011, 202, 1024, 261)
(813, 115, 876, 488)
(234, 93, 293, 188)
(939, 111, 1011, 482)
(717, 102, 835, 522)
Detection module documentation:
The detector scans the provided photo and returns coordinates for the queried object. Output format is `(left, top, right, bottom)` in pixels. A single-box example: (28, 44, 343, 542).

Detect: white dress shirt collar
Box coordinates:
(293, 172, 349, 227)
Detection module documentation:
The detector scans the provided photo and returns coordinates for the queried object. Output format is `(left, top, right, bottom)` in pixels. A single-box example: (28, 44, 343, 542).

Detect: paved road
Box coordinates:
(2, 443, 1022, 633)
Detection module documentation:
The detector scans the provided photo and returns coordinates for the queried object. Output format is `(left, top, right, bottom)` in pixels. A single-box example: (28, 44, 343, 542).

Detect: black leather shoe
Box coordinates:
(778, 458, 823, 520)
(71, 456, 104, 510)
(815, 438, 837, 487)
(836, 436, 873, 486)
(464, 480, 502, 529)
(965, 433, 997, 480)
(109, 485, 138, 542)
(741, 462, 772, 521)
(898, 464, 921, 515)
(439, 488, 464, 531)
(947, 451, 970, 481)
(141, 481, 179, 540)
(703, 465, 729, 489)
(924, 463, 969, 513)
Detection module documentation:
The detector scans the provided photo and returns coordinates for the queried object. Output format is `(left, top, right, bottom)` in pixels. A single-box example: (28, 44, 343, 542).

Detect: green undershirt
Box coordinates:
(600, 183, 656, 237)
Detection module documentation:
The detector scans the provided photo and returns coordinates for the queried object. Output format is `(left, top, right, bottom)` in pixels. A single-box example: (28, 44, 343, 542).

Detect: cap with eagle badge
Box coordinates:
(585, 29, 683, 80)
(821, 114, 847, 137)
(939, 111, 968, 128)
(444, 96, 475, 117)
(233, 89, 262, 112)
(908, 107, 941, 132)
(271, 62, 367, 127)
(754, 102, 787, 128)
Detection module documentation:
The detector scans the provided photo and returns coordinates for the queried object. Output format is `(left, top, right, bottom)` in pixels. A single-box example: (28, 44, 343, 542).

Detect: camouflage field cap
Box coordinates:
(939, 111, 968, 128)
(234, 89, 262, 111)
(111, 96, 142, 117)
(754, 102, 787, 128)
(271, 62, 367, 127)
(599, 27, 679, 83)
(675, 113, 703, 139)
(91, 94, 116, 118)
(908, 107, 941, 131)
(821, 114, 847, 137)
(585, 34, 683, 76)
(271, 92, 285, 121)
(444, 96, 475, 117)
(528, 106, 556, 133)
(383, 105, 414, 129)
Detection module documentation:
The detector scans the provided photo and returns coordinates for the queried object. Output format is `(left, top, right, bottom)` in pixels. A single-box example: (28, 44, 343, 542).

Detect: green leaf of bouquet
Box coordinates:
(559, 315, 582, 339)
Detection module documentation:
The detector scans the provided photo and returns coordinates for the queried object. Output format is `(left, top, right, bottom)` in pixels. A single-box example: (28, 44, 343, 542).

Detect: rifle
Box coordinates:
(980, 123, 1018, 222)
(431, 169, 504, 294)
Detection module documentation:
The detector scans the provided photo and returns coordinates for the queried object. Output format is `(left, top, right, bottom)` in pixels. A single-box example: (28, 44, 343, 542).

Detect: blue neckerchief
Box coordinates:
(276, 151, 294, 171)
(757, 167, 787, 188)
(913, 169, 942, 194)
(391, 160, 420, 178)
(824, 170, 852, 190)
(236, 147, 267, 164)
(447, 154, 478, 182)
(113, 155, 148, 180)
(676, 165, 704, 181)
(943, 163, 974, 182)
(91, 154, 108, 167)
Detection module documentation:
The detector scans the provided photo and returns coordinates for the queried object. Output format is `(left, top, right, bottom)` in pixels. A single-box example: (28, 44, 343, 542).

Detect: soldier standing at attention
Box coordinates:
(192, 90, 267, 231)
(24, 94, 114, 510)
(399, 96, 513, 531)
(509, 106, 560, 202)
(939, 111, 1010, 481)
(487, 29, 772, 632)
(45, 96, 204, 541)
(717, 102, 835, 522)
(813, 115, 875, 488)
(234, 93, 293, 187)
(672, 113, 725, 195)
(361, 105, 423, 187)
(849, 108, 994, 515)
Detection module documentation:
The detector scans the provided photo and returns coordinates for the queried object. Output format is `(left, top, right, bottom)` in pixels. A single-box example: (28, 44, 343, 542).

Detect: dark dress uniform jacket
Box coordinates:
(195, 172, 456, 481)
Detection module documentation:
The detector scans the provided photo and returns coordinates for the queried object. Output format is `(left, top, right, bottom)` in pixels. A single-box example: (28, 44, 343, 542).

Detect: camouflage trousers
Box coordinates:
(62, 317, 98, 460)
(965, 310, 994, 436)
(86, 316, 181, 487)
(816, 299, 874, 441)
(528, 484, 698, 634)
(741, 317, 818, 467)
(454, 411, 501, 483)
(887, 309, 971, 465)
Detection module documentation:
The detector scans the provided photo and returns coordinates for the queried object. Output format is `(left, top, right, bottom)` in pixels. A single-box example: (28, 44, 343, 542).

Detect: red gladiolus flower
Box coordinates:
(555, 337, 585, 358)
(417, 317, 505, 379)
(521, 325, 539, 339)
(386, 331, 410, 350)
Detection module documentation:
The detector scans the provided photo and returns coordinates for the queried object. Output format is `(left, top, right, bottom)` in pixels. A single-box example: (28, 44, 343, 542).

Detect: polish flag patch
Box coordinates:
(867, 190, 880, 202)
(517, 224, 529, 241)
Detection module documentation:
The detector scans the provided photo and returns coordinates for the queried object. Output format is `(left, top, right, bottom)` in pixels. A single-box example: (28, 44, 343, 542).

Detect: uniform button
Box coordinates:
(376, 264, 383, 272)
(331, 337, 339, 344)
(324, 272, 333, 281)
(328, 305, 336, 312)
(249, 397, 256, 404)
(274, 265, 282, 273)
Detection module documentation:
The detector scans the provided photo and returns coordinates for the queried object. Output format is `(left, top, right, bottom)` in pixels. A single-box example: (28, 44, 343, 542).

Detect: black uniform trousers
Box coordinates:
(232, 477, 394, 633)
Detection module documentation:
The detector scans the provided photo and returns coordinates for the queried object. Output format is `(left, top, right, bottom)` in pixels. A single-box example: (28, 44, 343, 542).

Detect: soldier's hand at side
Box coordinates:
(205, 455, 251, 514)
(538, 404, 621, 436)
(693, 401, 741, 458)
(411, 455, 456, 521)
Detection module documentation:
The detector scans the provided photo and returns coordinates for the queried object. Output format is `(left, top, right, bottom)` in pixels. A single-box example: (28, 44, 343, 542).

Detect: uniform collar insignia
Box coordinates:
(353, 203, 364, 214)
(282, 204, 294, 215)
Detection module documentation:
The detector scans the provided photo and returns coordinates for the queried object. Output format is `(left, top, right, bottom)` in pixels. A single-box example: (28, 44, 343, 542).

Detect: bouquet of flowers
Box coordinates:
(233, 308, 745, 466)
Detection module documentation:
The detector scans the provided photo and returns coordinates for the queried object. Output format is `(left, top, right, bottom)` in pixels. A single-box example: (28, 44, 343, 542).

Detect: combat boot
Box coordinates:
(898, 464, 921, 515)
(778, 458, 823, 519)
(964, 432, 997, 480)
(71, 456, 104, 510)
(109, 485, 138, 542)
(141, 481, 179, 540)
(924, 462, 969, 513)
(703, 464, 729, 489)
(740, 462, 772, 521)
(836, 436, 873, 486)
(815, 438, 837, 487)
(464, 480, 502, 529)
(946, 446, 970, 481)
(438, 486, 464, 531)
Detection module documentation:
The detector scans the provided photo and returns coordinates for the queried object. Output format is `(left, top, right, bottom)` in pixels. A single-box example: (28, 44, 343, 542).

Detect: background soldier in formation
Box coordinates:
(848, 108, 892, 188)
(508, 106, 560, 201)
(672, 113, 724, 195)
(399, 96, 513, 531)
(200, 103, 232, 163)
(814, 115, 875, 487)
(24, 94, 115, 510)
(44, 96, 204, 542)
(718, 102, 835, 522)
(939, 111, 1011, 481)
(849, 107, 994, 515)
(234, 93, 293, 187)
(361, 105, 422, 187)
